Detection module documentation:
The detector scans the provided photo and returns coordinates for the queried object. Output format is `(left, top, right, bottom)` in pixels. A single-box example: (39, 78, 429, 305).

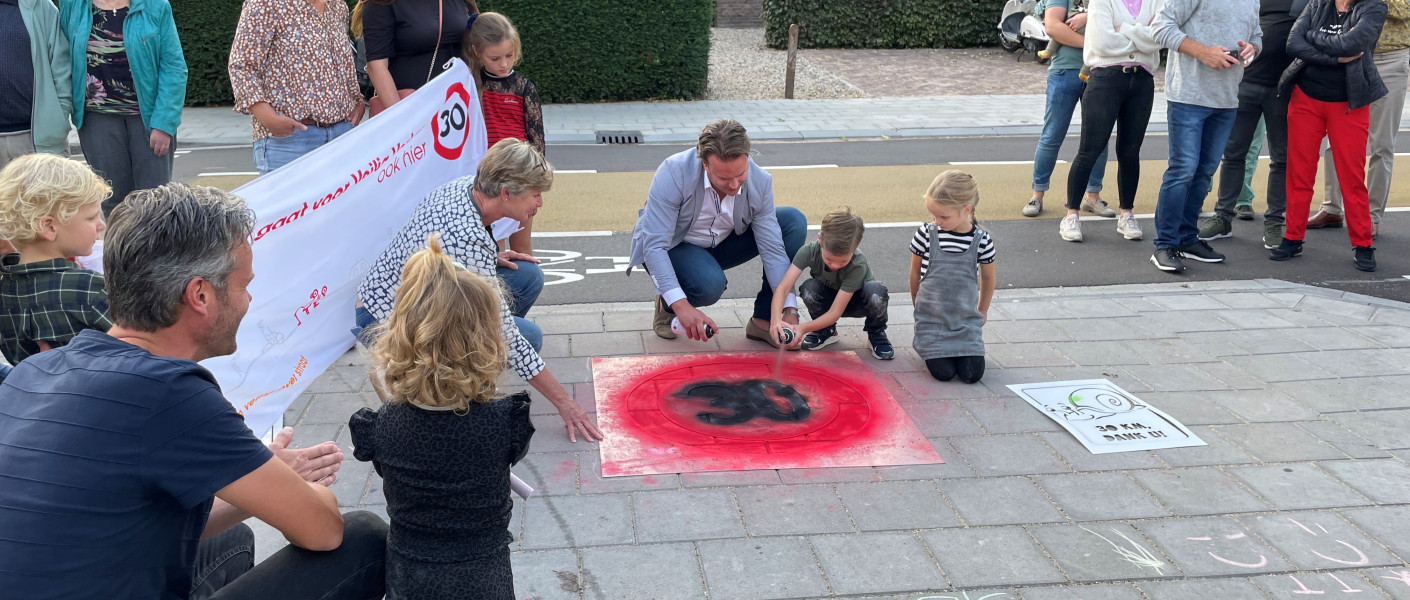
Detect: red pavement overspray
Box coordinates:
(593, 352, 941, 477)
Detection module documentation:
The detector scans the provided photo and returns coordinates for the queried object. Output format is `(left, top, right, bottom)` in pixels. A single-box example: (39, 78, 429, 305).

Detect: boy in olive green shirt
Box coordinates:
(768, 206, 892, 359)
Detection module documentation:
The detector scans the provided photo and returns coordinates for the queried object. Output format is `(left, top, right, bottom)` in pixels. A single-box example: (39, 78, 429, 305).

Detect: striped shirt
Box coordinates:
(909, 223, 997, 271)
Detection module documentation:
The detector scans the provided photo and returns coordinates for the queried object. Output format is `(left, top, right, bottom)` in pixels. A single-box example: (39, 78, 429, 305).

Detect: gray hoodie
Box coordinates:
(1153, 0, 1264, 109)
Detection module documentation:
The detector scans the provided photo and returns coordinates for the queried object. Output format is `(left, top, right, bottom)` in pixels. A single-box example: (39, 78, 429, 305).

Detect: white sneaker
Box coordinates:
(1022, 197, 1043, 217)
(1117, 213, 1143, 240)
(1059, 214, 1083, 242)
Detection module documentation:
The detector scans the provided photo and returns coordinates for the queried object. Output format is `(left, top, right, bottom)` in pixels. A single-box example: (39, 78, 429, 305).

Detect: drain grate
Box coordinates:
(596, 130, 643, 144)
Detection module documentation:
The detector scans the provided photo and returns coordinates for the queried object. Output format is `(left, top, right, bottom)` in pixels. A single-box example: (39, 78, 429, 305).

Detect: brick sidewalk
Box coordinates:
(259, 279, 1410, 599)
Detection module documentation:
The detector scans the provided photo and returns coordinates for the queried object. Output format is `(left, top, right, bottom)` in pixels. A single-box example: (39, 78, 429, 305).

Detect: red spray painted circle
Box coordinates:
(621, 358, 872, 455)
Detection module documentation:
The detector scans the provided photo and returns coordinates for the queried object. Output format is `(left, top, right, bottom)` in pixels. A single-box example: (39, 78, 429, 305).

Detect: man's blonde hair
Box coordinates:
(371, 234, 507, 410)
(819, 206, 864, 256)
(696, 119, 751, 162)
(0, 154, 111, 244)
(472, 138, 553, 199)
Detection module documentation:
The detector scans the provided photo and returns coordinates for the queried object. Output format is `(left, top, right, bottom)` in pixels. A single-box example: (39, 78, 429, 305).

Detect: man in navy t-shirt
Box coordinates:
(0, 183, 387, 599)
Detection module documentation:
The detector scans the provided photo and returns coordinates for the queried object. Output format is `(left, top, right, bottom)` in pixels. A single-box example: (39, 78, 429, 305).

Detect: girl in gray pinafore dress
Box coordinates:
(908, 171, 998, 384)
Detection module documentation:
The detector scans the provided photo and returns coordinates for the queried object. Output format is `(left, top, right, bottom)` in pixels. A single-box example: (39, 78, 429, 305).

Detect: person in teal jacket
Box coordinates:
(1, 0, 73, 167)
(59, 0, 185, 216)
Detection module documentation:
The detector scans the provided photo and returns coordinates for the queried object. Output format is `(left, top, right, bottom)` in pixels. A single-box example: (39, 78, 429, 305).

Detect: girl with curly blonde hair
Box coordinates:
(349, 234, 534, 600)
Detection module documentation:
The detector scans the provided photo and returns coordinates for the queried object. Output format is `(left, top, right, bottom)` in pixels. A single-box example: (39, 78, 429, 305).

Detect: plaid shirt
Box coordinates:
(0, 254, 112, 364)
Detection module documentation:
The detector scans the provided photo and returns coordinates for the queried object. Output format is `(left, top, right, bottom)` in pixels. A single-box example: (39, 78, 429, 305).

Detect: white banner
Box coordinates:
(201, 59, 487, 435)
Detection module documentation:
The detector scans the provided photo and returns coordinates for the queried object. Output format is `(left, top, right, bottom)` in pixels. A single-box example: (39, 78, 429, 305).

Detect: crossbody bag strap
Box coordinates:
(426, 0, 443, 85)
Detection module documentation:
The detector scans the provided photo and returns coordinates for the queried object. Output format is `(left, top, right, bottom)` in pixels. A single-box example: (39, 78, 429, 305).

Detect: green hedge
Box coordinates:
(762, 0, 1004, 49)
(170, 0, 711, 106)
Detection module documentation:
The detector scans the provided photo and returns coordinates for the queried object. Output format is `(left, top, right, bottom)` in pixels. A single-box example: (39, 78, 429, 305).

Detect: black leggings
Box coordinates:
(926, 356, 986, 384)
(1067, 66, 1155, 211)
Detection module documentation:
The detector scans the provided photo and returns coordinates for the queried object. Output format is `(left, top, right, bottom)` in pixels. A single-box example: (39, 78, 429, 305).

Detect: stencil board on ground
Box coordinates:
(591, 352, 940, 477)
(1008, 379, 1206, 454)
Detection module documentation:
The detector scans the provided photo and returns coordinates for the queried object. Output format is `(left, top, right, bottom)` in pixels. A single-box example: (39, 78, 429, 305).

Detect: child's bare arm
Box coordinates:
(978, 262, 997, 324)
(909, 254, 923, 303)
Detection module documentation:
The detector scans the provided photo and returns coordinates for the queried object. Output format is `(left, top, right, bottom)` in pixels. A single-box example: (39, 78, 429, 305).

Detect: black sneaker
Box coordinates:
(867, 330, 894, 360)
(1269, 238, 1303, 261)
(800, 325, 838, 350)
(1150, 248, 1185, 273)
(1177, 240, 1226, 263)
(1354, 246, 1377, 272)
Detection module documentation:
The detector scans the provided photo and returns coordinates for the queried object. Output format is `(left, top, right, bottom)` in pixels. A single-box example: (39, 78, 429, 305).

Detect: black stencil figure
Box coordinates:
(676, 380, 812, 426)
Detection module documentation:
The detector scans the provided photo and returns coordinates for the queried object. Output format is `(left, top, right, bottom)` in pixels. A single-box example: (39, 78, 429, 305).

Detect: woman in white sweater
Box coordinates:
(1060, 0, 1165, 243)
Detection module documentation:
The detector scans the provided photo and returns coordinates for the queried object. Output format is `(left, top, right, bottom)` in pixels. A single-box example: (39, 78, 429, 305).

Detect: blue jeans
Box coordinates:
(1033, 69, 1108, 193)
(253, 121, 353, 175)
(667, 206, 807, 321)
(352, 260, 544, 352)
(1155, 102, 1238, 249)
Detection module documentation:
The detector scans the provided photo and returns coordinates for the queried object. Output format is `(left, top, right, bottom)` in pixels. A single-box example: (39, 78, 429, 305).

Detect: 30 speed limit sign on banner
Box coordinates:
(202, 59, 487, 436)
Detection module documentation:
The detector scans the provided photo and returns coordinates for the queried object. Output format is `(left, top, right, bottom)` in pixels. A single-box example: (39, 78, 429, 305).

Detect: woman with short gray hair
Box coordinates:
(357, 138, 601, 442)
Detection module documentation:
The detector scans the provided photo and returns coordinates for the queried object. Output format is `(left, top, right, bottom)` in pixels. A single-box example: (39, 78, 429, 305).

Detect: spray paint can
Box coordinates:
(777, 327, 796, 346)
(670, 317, 716, 340)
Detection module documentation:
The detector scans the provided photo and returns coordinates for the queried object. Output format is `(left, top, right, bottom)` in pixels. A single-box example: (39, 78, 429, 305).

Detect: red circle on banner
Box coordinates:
(432, 82, 472, 160)
(623, 358, 873, 455)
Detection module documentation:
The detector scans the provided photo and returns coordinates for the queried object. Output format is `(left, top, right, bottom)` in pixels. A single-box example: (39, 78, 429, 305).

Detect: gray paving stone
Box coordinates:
(1226, 465, 1370, 510)
(1281, 327, 1386, 351)
(1019, 584, 1147, 600)
(1222, 354, 1338, 383)
(778, 466, 881, 484)
(1037, 431, 1167, 472)
(568, 331, 645, 357)
(1029, 522, 1177, 582)
(537, 334, 571, 358)
(697, 536, 830, 600)
(735, 484, 854, 536)
(837, 480, 961, 530)
(510, 549, 580, 600)
(680, 468, 781, 487)
(1214, 310, 1301, 330)
(1368, 567, 1410, 599)
(1347, 325, 1410, 348)
(988, 343, 1076, 368)
(1121, 364, 1231, 392)
(1188, 361, 1266, 391)
(1207, 292, 1288, 309)
(987, 320, 1075, 343)
(1272, 377, 1410, 412)
(998, 301, 1078, 321)
(632, 488, 745, 543)
(1133, 391, 1242, 426)
(939, 478, 1066, 526)
(1147, 294, 1229, 311)
(896, 371, 1001, 401)
(578, 451, 680, 494)
(1120, 338, 1220, 364)
(1178, 331, 1257, 357)
(980, 366, 1060, 397)
(1203, 390, 1320, 423)
(875, 438, 978, 480)
(328, 459, 374, 507)
(1254, 571, 1392, 599)
(542, 356, 593, 384)
(897, 399, 986, 436)
(949, 435, 1071, 477)
(1136, 516, 1292, 576)
(580, 543, 705, 600)
(1298, 295, 1378, 320)
(1329, 411, 1410, 450)
(960, 396, 1064, 434)
(1320, 460, 1410, 504)
(1217, 423, 1347, 462)
(1130, 468, 1271, 516)
(1240, 511, 1400, 570)
(811, 533, 947, 595)
(1297, 420, 1392, 459)
(1037, 367, 1152, 392)
(1339, 506, 1410, 562)
(1054, 297, 1141, 318)
(1035, 473, 1171, 521)
(1137, 577, 1271, 599)
(521, 494, 633, 550)
(1050, 342, 1151, 367)
(602, 310, 654, 332)
(300, 391, 377, 424)
(1051, 318, 1146, 342)
(921, 526, 1066, 588)
(1153, 426, 1258, 467)
(530, 312, 604, 334)
(515, 452, 579, 496)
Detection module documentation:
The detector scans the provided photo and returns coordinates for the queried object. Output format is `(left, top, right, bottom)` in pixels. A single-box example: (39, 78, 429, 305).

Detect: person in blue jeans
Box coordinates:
(1149, 0, 1262, 273)
(1022, 0, 1112, 219)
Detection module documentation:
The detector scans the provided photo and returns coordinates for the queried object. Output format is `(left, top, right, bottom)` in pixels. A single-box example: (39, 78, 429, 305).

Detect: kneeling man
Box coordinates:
(629, 119, 806, 344)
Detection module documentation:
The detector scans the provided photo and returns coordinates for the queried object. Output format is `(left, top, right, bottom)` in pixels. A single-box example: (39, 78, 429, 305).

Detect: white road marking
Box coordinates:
(949, 160, 1066, 165)
(197, 171, 260, 177)
(533, 230, 612, 238)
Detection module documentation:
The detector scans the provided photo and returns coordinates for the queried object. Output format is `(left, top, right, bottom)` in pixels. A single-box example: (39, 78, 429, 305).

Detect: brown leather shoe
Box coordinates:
(653, 296, 676, 339)
(1306, 210, 1344, 229)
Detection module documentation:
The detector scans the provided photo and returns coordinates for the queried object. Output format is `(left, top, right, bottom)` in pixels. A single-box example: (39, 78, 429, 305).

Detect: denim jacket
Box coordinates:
(59, 0, 186, 135)
(1280, 0, 1389, 110)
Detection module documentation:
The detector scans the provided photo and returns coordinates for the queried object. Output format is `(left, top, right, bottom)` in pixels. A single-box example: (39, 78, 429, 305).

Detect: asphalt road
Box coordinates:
(164, 136, 1410, 305)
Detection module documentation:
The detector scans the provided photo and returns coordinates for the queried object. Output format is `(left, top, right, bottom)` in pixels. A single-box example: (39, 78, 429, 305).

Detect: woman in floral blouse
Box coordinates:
(59, 0, 185, 216)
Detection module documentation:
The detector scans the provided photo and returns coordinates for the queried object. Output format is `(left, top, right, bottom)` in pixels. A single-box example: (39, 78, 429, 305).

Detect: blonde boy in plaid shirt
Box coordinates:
(0, 154, 111, 375)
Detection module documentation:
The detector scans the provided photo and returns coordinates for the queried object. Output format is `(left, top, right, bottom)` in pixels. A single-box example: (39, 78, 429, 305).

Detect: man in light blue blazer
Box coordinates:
(628, 119, 807, 344)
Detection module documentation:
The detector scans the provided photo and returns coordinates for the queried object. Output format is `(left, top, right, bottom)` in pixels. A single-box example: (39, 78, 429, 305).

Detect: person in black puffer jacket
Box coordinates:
(1275, 0, 1388, 271)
